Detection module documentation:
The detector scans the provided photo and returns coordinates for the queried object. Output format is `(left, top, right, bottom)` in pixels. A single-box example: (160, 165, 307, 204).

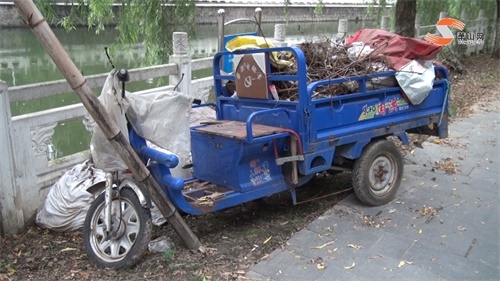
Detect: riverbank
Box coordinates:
(0, 2, 385, 27)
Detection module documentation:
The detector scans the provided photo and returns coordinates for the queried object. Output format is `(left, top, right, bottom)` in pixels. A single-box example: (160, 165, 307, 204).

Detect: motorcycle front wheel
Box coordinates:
(83, 187, 152, 269)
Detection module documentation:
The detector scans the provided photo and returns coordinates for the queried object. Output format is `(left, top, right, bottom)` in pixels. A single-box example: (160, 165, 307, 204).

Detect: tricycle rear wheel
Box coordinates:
(352, 139, 403, 206)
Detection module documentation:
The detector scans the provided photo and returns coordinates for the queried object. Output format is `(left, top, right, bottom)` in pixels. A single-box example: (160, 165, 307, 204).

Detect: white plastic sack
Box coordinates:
(87, 70, 130, 172)
(190, 106, 217, 126)
(36, 160, 106, 232)
(396, 60, 435, 105)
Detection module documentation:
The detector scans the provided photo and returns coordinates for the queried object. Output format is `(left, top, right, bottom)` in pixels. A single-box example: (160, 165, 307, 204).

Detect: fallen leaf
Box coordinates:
(369, 254, 383, 260)
(311, 241, 334, 249)
(418, 228, 422, 234)
(316, 263, 326, 270)
(398, 261, 405, 268)
(327, 248, 337, 254)
(263, 236, 272, 244)
(441, 235, 446, 238)
(347, 243, 363, 250)
(60, 247, 77, 252)
(6, 265, 16, 276)
(343, 262, 355, 269)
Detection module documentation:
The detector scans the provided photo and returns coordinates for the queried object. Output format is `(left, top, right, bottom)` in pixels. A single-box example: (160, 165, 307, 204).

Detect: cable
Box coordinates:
(104, 47, 115, 69)
(273, 129, 304, 159)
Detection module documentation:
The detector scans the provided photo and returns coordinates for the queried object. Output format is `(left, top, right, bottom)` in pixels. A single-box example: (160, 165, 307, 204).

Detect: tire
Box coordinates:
(83, 187, 152, 269)
(352, 139, 403, 206)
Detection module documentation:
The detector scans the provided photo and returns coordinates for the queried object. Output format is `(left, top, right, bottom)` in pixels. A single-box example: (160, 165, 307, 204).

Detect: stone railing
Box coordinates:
(0, 32, 213, 235)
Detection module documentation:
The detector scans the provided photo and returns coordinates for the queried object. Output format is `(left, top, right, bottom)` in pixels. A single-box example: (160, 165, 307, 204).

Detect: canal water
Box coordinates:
(0, 21, 367, 157)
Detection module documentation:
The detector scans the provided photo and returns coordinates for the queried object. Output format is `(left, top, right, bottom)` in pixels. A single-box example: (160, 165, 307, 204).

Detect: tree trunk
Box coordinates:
(492, 0, 500, 59)
(395, 0, 417, 37)
(13, 0, 204, 252)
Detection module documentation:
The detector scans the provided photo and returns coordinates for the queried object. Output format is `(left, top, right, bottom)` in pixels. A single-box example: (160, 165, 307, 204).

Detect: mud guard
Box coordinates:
(85, 176, 151, 208)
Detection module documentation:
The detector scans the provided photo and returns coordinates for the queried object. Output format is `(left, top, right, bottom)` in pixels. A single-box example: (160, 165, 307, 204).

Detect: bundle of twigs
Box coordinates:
(273, 38, 383, 100)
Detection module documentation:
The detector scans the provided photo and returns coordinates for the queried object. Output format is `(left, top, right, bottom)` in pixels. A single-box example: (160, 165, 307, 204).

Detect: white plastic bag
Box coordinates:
(396, 60, 435, 105)
(36, 161, 106, 232)
(87, 70, 130, 172)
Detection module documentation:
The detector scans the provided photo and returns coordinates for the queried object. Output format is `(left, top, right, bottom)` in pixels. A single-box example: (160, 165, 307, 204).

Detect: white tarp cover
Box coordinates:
(36, 160, 106, 232)
(126, 90, 194, 178)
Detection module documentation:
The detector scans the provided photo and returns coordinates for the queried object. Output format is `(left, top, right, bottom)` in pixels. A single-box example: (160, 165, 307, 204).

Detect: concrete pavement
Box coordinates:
(247, 100, 500, 281)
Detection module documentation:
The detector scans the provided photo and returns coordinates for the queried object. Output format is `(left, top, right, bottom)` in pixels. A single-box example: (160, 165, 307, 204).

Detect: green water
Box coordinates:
(0, 21, 366, 157)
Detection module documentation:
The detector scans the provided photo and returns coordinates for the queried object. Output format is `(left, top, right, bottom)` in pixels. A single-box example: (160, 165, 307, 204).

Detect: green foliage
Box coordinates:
(314, 0, 325, 15)
(162, 248, 176, 261)
(35, 0, 197, 65)
(283, 0, 291, 23)
(416, 0, 497, 25)
(366, 0, 389, 27)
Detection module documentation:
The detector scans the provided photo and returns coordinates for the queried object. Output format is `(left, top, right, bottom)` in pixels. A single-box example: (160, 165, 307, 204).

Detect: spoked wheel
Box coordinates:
(352, 139, 403, 206)
(83, 188, 152, 269)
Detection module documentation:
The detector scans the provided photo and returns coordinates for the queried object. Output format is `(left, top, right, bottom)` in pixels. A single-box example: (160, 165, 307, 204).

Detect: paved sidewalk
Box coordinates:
(247, 101, 500, 281)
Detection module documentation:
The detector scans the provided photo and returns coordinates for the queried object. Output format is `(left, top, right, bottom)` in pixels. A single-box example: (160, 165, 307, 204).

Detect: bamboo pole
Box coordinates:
(13, 0, 204, 252)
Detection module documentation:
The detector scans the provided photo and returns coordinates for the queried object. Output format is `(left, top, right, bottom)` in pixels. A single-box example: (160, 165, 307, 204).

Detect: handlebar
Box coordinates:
(139, 146, 179, 169)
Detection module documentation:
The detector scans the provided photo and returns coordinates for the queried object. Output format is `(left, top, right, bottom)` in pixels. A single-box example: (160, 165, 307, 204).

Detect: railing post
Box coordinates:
(217, 9, 225, 52)
(337, 18, 348, 39)
(476, 9, 485, 53)
(274, 23, 287, 47)
(414, 14, 421, 38)
(255, 7, 262, 36)
(435, 12, 447, 35)
(381, 16, 390, 31)
(0, 81, 23, 236)
(460, 10, 470, 55)
(169, 32, 192, 97)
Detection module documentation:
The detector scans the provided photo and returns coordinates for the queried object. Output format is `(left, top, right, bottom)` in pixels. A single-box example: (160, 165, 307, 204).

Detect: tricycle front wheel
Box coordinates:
(352, 139, 403, 206)
(83, 187, 152, 269)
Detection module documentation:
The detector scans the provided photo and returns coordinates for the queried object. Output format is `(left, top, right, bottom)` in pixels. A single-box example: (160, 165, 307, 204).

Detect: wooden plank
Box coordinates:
(195, 120, 281, 139)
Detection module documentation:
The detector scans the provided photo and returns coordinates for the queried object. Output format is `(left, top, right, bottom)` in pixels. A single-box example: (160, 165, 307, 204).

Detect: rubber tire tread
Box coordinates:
(83, 187, 152, 269)
(352, 139, 403, 206)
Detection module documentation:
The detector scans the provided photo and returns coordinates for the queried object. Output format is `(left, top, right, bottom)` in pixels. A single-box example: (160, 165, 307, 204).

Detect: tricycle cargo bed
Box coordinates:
(213, 46, 449, 156)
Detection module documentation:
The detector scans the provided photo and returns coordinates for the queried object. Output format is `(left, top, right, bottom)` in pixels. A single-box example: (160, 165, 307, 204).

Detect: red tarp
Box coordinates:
(345, 29, 442, 70)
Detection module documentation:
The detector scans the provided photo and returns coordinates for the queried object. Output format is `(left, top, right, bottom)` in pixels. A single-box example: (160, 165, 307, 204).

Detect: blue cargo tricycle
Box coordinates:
(83, 46, 449, 269)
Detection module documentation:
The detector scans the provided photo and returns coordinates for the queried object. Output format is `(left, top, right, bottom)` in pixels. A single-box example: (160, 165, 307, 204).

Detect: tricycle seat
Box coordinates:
(194, 120, 282, 140)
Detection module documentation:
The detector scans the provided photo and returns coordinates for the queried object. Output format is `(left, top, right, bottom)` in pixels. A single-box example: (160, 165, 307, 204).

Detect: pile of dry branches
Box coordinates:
(273, 38, 384, 100)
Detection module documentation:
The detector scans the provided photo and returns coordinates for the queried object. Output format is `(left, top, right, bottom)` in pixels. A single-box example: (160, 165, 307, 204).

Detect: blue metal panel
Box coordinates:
(213, 46, 310, 149)
(191, 130, 284, 193)
(308, 77, 448, 143)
